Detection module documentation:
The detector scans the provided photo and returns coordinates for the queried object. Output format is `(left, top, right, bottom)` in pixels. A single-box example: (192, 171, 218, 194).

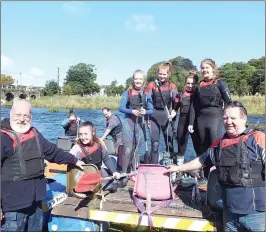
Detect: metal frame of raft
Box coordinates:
(88, 209, 216, 231)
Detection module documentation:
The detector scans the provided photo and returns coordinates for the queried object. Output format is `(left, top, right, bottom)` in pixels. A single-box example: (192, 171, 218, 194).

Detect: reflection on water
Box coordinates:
(1, 106, 265, 161)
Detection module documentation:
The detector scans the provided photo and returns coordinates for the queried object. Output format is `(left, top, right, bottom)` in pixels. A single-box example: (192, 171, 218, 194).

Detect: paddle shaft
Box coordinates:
(80, 171, 137, 185)
(154, 80, 171, 118)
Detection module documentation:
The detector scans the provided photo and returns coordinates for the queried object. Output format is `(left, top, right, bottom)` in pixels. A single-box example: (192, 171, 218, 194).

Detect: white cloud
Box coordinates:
(29, 67, 45, 77)
(125, 14, 158, 32)
(62, 1, 90, 15)
(1, 54, 14, 72)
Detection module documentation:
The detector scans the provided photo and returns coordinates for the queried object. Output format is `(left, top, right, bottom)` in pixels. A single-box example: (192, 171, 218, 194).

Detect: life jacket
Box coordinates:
(78, 141, 102, 170)
(197, 79, 222, 108)
(65, 119, 78, 136)
(180, 91, 193, 115)
(1, 128, 44, 182)
(106, 114, 123, 141)
(126, 89, 147, 110)
(132, 164, 174, 228)
(214, 130, 265, 187)
(151, 82, 174, 110)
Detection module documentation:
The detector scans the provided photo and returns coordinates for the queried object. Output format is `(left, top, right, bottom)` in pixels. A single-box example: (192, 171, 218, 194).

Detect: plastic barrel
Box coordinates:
(48, 215, 110, 231)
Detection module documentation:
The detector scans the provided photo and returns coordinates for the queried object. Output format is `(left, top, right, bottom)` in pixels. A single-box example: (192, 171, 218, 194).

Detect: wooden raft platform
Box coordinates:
(51, 181, 213, 220)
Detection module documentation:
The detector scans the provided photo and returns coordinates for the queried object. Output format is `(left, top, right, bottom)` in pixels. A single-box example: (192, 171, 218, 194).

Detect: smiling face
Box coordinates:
(157, 68, 169, 83)
(200, 62, 215, 80)
(10, 100, 32, 133)
(185, 77, 195, 92)
(133, 72, 144, 90)
(223, 107, 247, 137)
(78, 126, 93, 145)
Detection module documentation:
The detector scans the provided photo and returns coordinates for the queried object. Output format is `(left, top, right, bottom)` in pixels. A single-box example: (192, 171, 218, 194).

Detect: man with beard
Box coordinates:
(167, 101, 265, 232)
(1, 100, 84, 231)
(100, 107, 123, 170)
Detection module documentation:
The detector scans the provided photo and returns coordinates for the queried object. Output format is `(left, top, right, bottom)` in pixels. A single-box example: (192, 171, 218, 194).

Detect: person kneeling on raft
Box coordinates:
(70, 121, 124, 192)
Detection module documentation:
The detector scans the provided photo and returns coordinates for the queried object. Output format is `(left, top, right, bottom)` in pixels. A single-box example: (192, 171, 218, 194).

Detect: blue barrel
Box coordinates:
(43, 173, 67, 228)
(48, 215, 110, 231)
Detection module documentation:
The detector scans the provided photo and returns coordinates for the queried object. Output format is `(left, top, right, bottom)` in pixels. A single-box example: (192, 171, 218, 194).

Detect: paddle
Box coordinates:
(154, 79, 171, 120)
(138, 93, 151, 164)
(75, 171, 137, 193)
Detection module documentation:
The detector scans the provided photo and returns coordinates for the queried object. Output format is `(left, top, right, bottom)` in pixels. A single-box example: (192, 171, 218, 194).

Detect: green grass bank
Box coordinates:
(3, 95, 265, 115)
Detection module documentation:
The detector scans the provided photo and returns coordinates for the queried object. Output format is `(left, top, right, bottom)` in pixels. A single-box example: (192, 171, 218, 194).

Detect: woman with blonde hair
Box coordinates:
(188, 58, 232, 181)
(119, 70, 154, 177)
(145, 62, 178, 164)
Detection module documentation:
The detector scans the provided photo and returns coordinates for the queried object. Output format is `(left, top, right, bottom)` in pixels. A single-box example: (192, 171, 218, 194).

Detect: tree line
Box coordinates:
(1, 56, 264, 97)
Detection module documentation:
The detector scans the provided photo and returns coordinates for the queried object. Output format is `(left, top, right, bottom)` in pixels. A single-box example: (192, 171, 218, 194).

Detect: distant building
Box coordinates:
(99, 85, 108, 96)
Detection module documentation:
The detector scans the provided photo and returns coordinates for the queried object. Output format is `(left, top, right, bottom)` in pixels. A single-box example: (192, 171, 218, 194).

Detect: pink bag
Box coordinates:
(132, 164, 174, 227)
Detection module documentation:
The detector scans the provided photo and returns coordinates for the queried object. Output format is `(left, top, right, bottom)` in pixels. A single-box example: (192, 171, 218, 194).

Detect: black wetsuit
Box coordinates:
(174, 90, 198, 164)
(145, 81, 178, 164)
(189, 79, 231, 177)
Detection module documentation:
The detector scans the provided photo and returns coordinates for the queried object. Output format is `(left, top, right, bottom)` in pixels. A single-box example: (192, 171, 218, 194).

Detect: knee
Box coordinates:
(124, 147, 132, 157)
(151, 141, 159, 152)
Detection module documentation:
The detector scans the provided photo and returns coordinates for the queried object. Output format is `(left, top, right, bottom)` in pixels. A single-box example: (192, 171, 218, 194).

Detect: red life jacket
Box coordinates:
(126, 89, 147, 110)
(151, 81, 176, 110)
(214, 130, 264, 187)
(1, 128, 44, 182)
(78, 141, 102, 170)
(197, 79, 222, 108)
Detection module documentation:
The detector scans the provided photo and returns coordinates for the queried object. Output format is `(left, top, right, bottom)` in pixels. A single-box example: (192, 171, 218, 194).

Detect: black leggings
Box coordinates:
(176, 114, 199, 157)
(195, 108, 223, 178)
(149, 109, 174, 164)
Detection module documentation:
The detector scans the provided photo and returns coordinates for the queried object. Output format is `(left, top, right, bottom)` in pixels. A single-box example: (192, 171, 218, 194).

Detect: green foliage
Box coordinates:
(125, 77, 133, 89)
(105, 80, 125, 96)
(64, 63, 100, 95)
(41, 80, 60, 96)
(1, 74, 15, 85)
(220, 57, 265, 96)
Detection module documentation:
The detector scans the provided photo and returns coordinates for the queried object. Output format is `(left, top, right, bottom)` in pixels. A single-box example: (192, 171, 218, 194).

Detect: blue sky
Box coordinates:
(2, 1, 265, 87)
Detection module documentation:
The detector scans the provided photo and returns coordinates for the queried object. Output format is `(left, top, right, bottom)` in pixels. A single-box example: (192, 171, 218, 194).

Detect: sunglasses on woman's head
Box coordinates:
(228, 101, 248, 115)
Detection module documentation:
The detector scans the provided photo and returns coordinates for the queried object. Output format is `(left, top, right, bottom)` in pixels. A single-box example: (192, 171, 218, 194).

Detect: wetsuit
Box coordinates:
(105, 114, 123, 168)
(119, 89, 154, 173)
(174, 90, 198, 165)
(189, 79, 231, 177)
(145, 81, 178, 164)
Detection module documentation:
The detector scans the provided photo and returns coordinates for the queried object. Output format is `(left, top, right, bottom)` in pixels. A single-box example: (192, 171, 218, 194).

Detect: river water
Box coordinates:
(1, 106, 265, 162)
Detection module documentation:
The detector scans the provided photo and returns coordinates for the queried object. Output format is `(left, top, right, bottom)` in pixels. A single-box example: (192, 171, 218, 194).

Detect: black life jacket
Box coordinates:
(1, 128, 44, 182)
(197, 79, 222, 108)
(79, 141, 102, 170)
(214, 130, 264, 187)
(106, 114, 123, 141)
(151, 82, 173, 110)
(180, 91, 193, 115)
(65, 119, 78, 136)
(126, 89, 147, 110)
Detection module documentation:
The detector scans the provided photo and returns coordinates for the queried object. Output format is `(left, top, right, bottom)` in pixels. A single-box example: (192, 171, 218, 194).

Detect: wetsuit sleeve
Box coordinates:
(217, 80, 232, 105)
(252, 131, 265, 179)
(144, 82, 154, 94)
(37, 130, 78, 164)
(101, 146, 117, 174)
(189, 94, 196, 126)
(173, 93, 181, 112)
(1, 133, 14, 160)
(108, 117, 120, 131)
(119, 91, 132, 115)
(69, 144, 83, 160)
(145, 93, 154, 115)
(61, 118, 70, 128)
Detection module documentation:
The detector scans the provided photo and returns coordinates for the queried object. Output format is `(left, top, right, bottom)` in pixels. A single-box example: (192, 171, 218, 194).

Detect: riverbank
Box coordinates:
(3, 95, 265, 115)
